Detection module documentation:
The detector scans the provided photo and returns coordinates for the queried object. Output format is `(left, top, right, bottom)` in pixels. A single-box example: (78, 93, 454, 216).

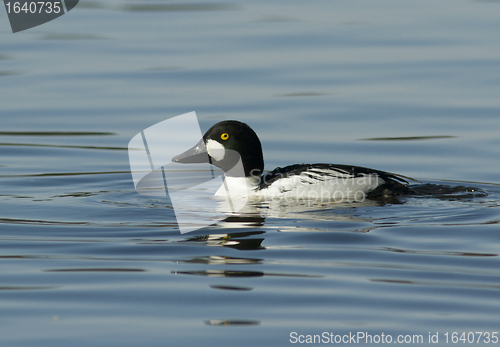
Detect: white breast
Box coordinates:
(214, 176, 260, 198)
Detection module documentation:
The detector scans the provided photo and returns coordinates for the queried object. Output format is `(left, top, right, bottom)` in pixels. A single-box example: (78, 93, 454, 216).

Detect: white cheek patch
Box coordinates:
(206, 139, 225, 161)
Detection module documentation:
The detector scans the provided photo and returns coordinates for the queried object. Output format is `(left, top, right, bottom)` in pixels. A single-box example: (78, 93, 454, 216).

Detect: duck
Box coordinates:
(172, 120, 416, 202)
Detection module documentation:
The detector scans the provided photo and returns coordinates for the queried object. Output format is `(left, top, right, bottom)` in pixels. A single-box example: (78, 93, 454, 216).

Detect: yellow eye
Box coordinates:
(220, 133, 229, 140)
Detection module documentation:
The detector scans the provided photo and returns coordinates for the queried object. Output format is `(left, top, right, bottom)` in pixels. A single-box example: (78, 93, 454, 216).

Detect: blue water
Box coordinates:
(1, 1, 500, 346)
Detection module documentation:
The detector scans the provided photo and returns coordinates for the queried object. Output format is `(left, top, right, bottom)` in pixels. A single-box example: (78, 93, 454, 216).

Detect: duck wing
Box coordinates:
(258, 163, 417, 197)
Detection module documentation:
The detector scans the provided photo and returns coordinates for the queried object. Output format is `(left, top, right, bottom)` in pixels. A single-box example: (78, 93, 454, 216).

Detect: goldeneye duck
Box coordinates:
(172, 120, 415, 201)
